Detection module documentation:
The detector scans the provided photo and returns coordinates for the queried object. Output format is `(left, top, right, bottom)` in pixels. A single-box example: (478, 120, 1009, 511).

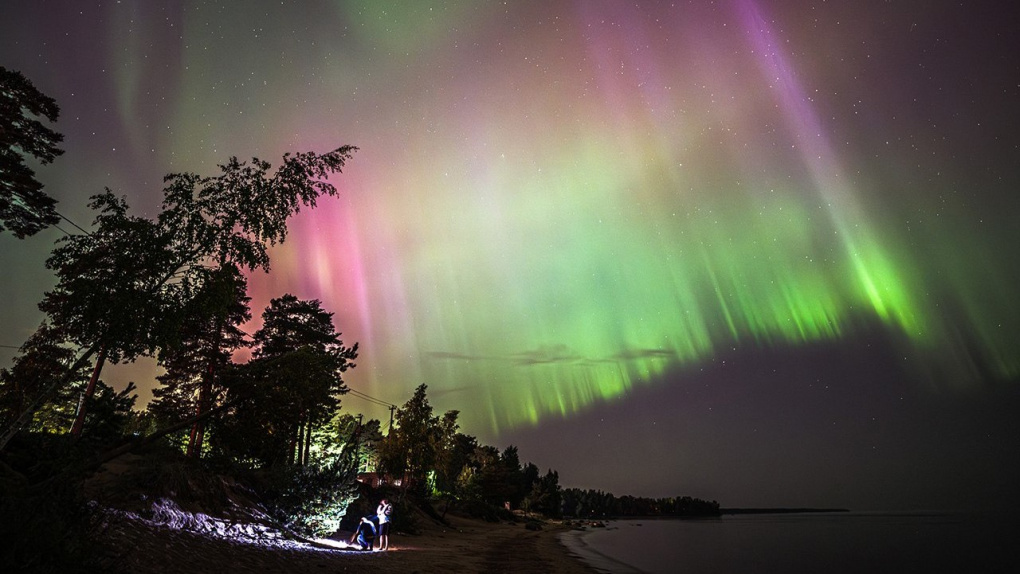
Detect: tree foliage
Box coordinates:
(327, 413, 383, 473)
(149, 263, 251, 454)
(0, 66, 63, 238)
(210, 296, 357, 468)
(260, 449, 361, 538)
(378, 384, 460, 497)
(158, 148, 356, 272)
(252, 294, 357, 361)
(0, 324, 79, 429)
(377, 385, 570, 521)
(526, 469, 561, 518)
(2, 146, 356, 450)
(41, 191, 173, 364)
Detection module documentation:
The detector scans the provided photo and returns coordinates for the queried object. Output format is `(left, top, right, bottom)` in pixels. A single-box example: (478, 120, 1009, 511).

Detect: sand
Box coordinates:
(82, 454, 598, 572)
(102, 512, 600, 573)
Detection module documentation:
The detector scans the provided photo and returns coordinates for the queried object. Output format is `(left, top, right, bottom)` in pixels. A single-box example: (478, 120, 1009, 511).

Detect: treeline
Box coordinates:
(562, 488, 721, 518)
(365, 383, 563, 521)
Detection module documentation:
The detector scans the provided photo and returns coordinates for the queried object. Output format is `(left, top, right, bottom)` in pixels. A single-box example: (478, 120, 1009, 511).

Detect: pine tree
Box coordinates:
(149, 264, 250, 455)
(0, 66, 63, 238)
(213, 295, 357, 468)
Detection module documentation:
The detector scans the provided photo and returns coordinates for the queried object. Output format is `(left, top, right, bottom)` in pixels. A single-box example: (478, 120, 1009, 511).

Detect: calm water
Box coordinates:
(559, 512, 1015, 574)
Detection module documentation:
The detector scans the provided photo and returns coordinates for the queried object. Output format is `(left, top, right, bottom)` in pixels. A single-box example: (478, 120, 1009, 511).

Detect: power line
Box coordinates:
(9, 190, 90, 236)
(348, 393, 383, 406)
(347, 389, 391, 405)
(54, 210, 91, 235)
(347, 388, 395, 409)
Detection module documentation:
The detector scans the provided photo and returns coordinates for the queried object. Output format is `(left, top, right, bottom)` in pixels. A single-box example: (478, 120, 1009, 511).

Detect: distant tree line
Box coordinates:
(562, 488, 721, 518)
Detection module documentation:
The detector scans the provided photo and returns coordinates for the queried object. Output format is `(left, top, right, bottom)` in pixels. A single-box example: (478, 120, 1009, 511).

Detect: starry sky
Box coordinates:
(3, 0, 1019, 511)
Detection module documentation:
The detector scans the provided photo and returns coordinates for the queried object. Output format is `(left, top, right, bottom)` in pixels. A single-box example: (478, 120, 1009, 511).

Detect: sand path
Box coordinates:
(103, 512, 598, 573)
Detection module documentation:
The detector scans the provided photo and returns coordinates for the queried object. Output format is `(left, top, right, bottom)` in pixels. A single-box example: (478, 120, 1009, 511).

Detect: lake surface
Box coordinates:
(559, 512, 1015, 574)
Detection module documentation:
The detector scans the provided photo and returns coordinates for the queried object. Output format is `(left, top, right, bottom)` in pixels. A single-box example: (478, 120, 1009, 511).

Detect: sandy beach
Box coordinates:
(102, 512, 599, 573)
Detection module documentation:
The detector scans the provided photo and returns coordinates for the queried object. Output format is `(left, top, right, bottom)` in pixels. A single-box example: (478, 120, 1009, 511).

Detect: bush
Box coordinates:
(259, 455, 360, 538)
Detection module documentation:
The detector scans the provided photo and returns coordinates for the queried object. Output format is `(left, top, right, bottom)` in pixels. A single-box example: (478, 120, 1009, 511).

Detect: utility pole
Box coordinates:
(353, 414, 363, 473)
(387, 405, 396, 436)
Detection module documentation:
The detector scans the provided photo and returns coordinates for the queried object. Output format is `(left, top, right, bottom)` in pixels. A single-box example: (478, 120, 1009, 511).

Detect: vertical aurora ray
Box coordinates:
(736, 0, 928, 336)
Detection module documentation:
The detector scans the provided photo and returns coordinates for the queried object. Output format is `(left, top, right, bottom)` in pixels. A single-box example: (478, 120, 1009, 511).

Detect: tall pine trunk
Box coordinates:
(69, 345, 107, 438)
(289, 421, 300, 466)
(303, 417, 312, 465)
(186, 362, 214, 458)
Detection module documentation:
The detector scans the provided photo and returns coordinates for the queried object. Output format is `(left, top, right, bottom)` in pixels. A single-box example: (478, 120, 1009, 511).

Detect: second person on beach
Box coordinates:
(376, 498, 392, 551)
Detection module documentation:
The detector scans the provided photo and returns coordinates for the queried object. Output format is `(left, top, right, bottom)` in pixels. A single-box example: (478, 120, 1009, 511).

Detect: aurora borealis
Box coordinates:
(3, 1, 1019, 508)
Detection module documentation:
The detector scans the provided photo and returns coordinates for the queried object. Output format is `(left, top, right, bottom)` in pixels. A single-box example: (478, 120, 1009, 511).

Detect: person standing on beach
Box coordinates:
(376, 498, 393, 551)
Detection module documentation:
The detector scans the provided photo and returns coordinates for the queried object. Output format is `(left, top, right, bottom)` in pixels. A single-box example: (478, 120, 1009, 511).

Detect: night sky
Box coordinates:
(3, 1, 1018, 511)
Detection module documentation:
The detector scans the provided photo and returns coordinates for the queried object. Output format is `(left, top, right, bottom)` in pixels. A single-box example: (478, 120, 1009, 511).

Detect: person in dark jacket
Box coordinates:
(350, 515, 377, 551)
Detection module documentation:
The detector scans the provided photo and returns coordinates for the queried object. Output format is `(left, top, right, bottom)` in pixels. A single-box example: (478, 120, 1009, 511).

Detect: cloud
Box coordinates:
(611, 348, 675, 361)
(510, 344, 584, 365)
(427, 351, 490, 361)
(428, 344, 675, 367)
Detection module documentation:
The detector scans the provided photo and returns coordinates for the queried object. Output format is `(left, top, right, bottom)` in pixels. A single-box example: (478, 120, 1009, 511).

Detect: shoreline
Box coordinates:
(103, 511, 600, 573)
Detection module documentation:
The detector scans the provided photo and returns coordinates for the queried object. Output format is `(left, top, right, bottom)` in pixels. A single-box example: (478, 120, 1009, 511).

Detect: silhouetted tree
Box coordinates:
(211, 348, 345, 468)
(0, 66, 63, 238)
(431, 410, 460, 494)
(463, 445, 514, 507)
(520, 462, 540, 512)
(209, 296, 355, 467)
(73, 381, 138, 443)
(38, 191, 173, 440)
(559, 488, 720, 518)
(0, 323, 81, 432)
(1, 146, 357, 450)
(501, 445, 527, 508)
(250, 295, 357, 466)
(149, 263, 250, 455)
(378, 384, 460, 497)
(379, 384, 435, 494)
(431, 429, 473, 518)
(526, 469, 561, 518)
(0, 324, 135, 439)
(435, 431, 476, 500)
(326, 413, 383, 472)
